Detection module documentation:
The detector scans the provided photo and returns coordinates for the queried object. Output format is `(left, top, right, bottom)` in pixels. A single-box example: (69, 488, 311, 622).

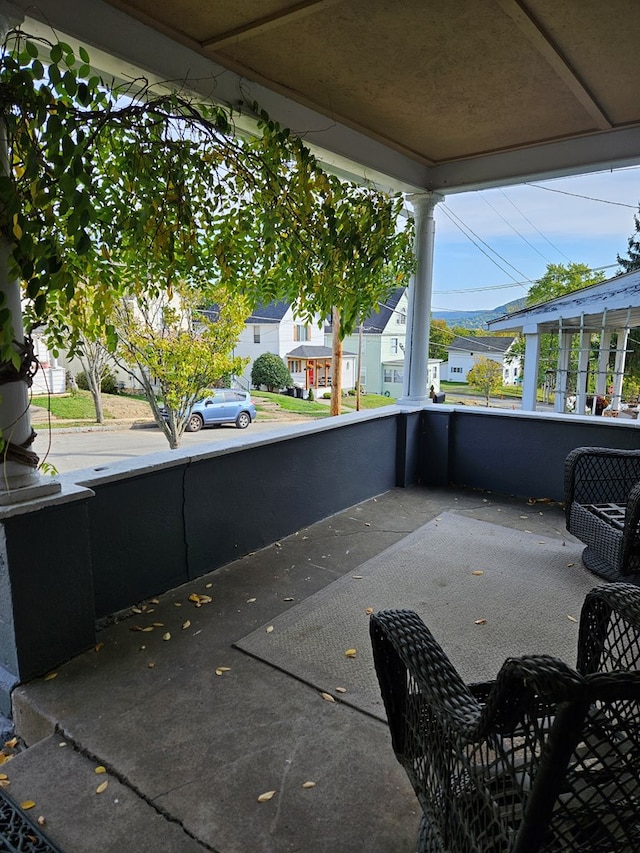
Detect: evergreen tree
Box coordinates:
(617, 206, 640, 273)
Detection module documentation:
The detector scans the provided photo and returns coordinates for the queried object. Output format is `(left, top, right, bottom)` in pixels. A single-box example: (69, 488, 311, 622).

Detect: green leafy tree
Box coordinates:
(114, 284, 249, 449)
(467, 357, 503, 406)
(524, 263, 606, 388)
(617, 205, 640, 273)
(429, 318, 451, 361)
(0, 29, 414, 474)
(526, 263, 605, 307)
(251, 352, 292, 392)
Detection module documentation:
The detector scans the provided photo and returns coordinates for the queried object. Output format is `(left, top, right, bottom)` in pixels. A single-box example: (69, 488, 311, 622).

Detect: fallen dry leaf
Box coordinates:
(182, 620, 191, 630)
(162, 632, 171, 641)
(274, 542, 282, 548)
(302, 781, 316, 789)
(173, 602, 182, 607)
(284, 597, 294, 602)
(345, 648, 357, 658)
(247, 598, 257, 603)
(320, 692, 335, 702)
(266, 625, 274, 634)
(188, 593, 200, 603)
(215, 667, 231, 676)
(37, 816, 46, 827)
(474, 619, 487, 625)
(567, 563, 575, 568)
(567, 615, 578, 623)
(352, 575, 363, 580)
(95, 766, 106, 774)
(96, 780, 108, 794)
(4, 738, 17, 749)
(20, 801, 35, 810)
(141, 626, 154, 633)
(0, 780, 10, 788)
(44, 672, 57, 681)
(0, 773, 8, 780)
(471, 570, 484, 576)
(205, 583, 213, 589)
(149, 598, 160, 604)
(94, 642, 104, 653)
(153, 622, 165, 628)
(258, 790, 276, 802)
(147, 662, 155, 669)
(365, 607, 374, 615)
(335, 687, 347, 694)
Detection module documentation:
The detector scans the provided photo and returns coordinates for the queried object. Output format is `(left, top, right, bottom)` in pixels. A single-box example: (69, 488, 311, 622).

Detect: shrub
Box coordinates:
(251, 353, 292, 392)
(76, 368, 120, 394)
(322, 391, 331, 399)
(307, 387, 314, 402)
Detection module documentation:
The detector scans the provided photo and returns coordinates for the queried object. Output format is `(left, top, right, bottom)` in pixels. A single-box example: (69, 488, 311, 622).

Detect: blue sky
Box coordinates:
(431, 165, 640, 313)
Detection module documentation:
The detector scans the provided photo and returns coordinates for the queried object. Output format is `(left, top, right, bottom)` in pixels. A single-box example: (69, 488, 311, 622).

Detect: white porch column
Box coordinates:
(575, 319, 590, 416)
(612, 326, 629, 410)
(520, 328, 540, 411)
(0, 6, 59, 501)
(554, 329, 572, 413)
(398, 192, 443, 404)
(596, 326, 611, 396)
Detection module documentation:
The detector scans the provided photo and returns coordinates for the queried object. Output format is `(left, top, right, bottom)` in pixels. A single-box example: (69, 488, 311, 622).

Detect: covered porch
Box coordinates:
(5, 464, 597, 852)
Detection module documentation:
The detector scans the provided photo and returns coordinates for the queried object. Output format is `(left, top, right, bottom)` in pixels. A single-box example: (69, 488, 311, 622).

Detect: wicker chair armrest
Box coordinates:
(564, 447, 640, 522)
(370, 610, 482, 749)
(578, 582, 640, 673)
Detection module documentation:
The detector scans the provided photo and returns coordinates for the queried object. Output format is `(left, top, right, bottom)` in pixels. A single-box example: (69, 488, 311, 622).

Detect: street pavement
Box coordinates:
(32, 420, 302, 474)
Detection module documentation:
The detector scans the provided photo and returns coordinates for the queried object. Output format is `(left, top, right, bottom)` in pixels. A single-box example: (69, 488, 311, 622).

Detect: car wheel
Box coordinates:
(235, 411, 251, 429)
(186, 414, 204, 432)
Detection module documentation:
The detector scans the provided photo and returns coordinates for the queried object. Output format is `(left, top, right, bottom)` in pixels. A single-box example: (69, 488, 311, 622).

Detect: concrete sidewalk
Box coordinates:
(6, 487, 571, 852)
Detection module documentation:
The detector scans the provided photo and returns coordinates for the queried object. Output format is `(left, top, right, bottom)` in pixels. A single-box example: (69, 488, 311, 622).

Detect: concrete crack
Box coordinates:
(55, 725, 221, 853)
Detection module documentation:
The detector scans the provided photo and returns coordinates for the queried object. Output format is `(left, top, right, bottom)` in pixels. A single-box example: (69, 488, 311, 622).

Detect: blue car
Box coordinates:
(178, 390, 257, 432)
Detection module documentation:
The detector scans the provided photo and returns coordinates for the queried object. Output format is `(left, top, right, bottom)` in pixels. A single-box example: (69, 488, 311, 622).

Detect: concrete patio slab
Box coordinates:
(7, 486, 579, 852)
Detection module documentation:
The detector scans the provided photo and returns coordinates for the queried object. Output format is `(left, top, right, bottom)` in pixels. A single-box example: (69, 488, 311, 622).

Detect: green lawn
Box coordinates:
(31, 391, 107, 420)
(252, 391, 332, 417)
(252, 390, 394, 416)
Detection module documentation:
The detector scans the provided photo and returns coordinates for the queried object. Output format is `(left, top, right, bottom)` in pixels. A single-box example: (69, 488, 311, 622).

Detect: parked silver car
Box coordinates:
(163, 390, 257, 432)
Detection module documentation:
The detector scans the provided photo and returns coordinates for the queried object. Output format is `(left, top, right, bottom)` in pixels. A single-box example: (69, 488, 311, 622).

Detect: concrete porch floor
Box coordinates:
(6, 486, 582, 852)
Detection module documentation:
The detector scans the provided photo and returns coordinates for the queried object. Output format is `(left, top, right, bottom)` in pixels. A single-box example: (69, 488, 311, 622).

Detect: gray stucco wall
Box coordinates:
(420, 407, 640, 500)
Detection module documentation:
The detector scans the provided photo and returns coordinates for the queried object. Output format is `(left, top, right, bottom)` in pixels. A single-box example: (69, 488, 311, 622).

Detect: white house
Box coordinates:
(327, 288, 441, 397)
(233, 301, 357, 394)
(442, 335, 520, 384)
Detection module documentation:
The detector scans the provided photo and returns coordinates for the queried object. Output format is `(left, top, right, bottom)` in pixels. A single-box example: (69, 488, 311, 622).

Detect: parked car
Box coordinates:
(163, 390, 257, 432)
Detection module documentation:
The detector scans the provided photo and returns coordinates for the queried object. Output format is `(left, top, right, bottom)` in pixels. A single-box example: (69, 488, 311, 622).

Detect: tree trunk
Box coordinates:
(331, 307, 342, 416)
(87, 367, 104, 423)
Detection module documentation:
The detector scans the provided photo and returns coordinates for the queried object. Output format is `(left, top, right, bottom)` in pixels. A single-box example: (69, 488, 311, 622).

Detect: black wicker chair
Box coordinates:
(370, 584, 640, 853)
(565, 446, 640, 581)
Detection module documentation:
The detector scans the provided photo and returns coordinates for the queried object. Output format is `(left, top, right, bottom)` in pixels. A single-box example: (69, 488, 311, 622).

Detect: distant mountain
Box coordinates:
(432, 297, 526, 329)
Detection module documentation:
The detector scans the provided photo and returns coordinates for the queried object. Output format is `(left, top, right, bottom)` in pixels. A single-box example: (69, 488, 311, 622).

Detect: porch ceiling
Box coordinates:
(17, 0, 640, 193)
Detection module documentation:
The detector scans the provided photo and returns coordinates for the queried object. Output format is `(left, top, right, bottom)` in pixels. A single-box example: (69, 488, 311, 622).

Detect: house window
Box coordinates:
(294, 324, 311, 342)
(393, 369, 403, 383)
(253, 325, 261, 344)
(390, 337, 399, 355)
(383, 368, 392, 382)
(397, 312, 406, 325)
(451, 366, 463, 374)
(288, 359, 301, 373)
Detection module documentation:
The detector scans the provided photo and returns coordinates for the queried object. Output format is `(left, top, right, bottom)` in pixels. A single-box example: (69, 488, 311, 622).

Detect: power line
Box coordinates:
(496, 188, 573, 264)
(480, 191, 553, 265)
(525, 183, 637, 208)
(439, 204, 532, 287)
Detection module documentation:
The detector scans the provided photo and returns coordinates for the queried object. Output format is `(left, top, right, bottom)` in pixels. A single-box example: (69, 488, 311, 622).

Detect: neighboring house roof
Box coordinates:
(324, 288, 406, 334)
(447, 335, 515, 355)
(201, 300, 292, 324)
(488, 268, 640, 334)
(287, 345, 356, 358)
(245, 301, 291, 324)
